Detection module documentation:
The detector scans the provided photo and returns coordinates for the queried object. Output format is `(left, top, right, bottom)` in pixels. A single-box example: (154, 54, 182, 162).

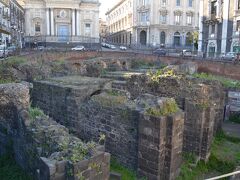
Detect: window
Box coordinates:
(238, 0, 240, 10)
(211, 1, 217, 15)
(160, 31, 166, 44)
(140, 12, 149, 22)
(187, 15, 192, 25)
(211, 24, 215, 34)
(175, 15, 180, 24)
(176, 0, 180, 6)
(237, 20, 240, 31)
(85, 23, 91, 36)
(188, 0, 193, 7)
(162, 0, 166, 6)
(160, 15, 167, 23)
(35, 22, 41, 33)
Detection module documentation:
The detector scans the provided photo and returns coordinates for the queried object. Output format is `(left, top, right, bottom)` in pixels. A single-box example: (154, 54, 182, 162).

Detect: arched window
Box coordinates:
(160, 31, 166, 45)
(174, 32, 181, 46)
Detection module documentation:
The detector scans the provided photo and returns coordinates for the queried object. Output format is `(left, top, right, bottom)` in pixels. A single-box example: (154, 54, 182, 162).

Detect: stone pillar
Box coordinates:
(50, 8, 55, 36)
(138, 111, 184, 180)
(46, 8, 50, 36)
(76, 10, 80, 36)
(72, 9, 75, 36)
(221, 0, 230, 54)
(198, 0, 204, 53)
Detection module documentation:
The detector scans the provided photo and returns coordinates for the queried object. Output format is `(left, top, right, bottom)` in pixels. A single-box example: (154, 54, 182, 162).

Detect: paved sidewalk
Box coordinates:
(222, 121, 240, 138)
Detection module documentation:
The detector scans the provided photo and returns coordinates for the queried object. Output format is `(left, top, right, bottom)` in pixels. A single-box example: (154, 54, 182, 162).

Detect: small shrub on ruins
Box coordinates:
(98, 133, 106, 145)
(229, 113, 240, 124)
(193, 73, 240, 89)
(146, 99, 179, 117)
(147, 69, 179, 82)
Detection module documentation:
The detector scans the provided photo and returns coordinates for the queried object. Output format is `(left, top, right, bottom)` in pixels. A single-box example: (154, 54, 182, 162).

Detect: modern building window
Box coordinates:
(176, 0, 180, 6)
(188, 0, 193, 7)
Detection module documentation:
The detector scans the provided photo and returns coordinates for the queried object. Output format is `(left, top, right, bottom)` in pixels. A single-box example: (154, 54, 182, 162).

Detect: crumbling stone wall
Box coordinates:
(32, 76, 185, 179)
(0, 83, 110, 180)
(125, 74, 225, 160)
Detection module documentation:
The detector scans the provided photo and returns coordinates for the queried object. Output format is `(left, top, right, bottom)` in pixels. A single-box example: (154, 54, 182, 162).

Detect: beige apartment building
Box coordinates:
(106, 0, 199, 48)
(23, 0, 100, 46)
(106, 0, 133, 46)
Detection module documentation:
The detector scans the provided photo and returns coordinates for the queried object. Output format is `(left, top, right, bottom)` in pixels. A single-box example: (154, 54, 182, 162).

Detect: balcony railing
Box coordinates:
(0, 23, 11, 34)
(136, 21, 150, 26)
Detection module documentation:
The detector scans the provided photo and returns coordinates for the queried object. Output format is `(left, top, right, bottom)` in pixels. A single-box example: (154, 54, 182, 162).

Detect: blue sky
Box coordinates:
(100, 0, 119, 20)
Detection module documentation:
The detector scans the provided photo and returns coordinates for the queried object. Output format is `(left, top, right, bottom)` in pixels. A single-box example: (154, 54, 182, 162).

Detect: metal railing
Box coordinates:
(205, 170, 240, 180)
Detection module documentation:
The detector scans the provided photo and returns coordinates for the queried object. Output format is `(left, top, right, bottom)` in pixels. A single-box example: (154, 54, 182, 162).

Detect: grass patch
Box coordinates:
(0, 78, 16, 84)
(0, 153, 32, 180)
(29, 106, 45, 120)
(131, 60, 155, 69)
(177, 130, 240, 180)
(229, 114, 240, 124)
(4, 56, 27, 67)
(110, 158, 137, 180)
(193, 73, 240, 89)
(146, 98, 179, 116)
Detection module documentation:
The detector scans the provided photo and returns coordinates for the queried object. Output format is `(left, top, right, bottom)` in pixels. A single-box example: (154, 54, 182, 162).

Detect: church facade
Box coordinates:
(23, 0, 100, 46)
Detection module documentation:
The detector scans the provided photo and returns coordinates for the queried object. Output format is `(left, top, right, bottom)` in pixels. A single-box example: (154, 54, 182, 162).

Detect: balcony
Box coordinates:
(136, 21, 150, 27)
(137, 4, 150, 12)
(0, 24, 11, 34)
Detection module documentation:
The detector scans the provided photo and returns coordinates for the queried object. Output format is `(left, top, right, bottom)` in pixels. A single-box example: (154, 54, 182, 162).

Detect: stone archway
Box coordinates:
(140, 30, 147, 45)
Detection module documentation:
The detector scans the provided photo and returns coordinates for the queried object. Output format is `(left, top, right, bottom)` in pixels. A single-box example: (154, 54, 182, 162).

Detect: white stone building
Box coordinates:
(23, 0, 100, 46)
(106, 0, 199, 48)
(198, 0, 236, 57)
(106, 0, 134, 46)
(0, 0, 11, 47)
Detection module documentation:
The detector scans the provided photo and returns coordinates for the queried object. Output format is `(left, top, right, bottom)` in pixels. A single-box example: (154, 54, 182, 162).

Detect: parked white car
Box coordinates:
(221, 52, 237, 60)
(71, 45, 85, 51)
(109, 45, 116, 49)
(120, 46, 127, 50)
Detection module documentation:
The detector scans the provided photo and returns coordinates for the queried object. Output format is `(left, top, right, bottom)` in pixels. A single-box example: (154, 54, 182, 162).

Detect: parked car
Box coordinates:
(38, 46, 45, 51)
(7, 46, 16, 56)
(71, 45, 85, 51)
(221, 52, 237, 60)
(109, 45, 116, 49)
(181, 49, 192, 57)
(153, 48, 167, 56)
(120, 46, 127, 50)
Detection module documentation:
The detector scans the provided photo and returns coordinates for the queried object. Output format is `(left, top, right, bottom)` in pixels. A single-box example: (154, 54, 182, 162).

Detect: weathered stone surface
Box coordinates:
(0, 83, 110, 180)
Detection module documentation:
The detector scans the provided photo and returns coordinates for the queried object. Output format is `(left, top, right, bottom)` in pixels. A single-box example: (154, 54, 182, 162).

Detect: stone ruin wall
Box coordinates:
(0, 83, 110, 180)
(125, 75, 226, 161)
(32, 78, 185, 180)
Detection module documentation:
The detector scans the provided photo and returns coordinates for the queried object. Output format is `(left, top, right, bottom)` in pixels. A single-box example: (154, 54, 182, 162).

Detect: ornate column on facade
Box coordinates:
(72, 9, 76, 36)
(50, 8, 55, 36)
(46, 8, 50, 36)
(76, 10, 80, 36)
(221, 0, 230, 53)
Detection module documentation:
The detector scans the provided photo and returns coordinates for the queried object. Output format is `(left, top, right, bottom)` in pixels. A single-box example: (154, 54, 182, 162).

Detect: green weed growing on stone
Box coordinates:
(193, 73, 240, 89)
(146, 99, 179, 116)
(110, 158, 137, 180)
(98, 133, 106, 145)
(28, 106, 45, 120)
(147, 69, 179, 82)
(229, 114, 240, 124)
(177, 130, 240, 180)
(131, 59, 155, 69)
